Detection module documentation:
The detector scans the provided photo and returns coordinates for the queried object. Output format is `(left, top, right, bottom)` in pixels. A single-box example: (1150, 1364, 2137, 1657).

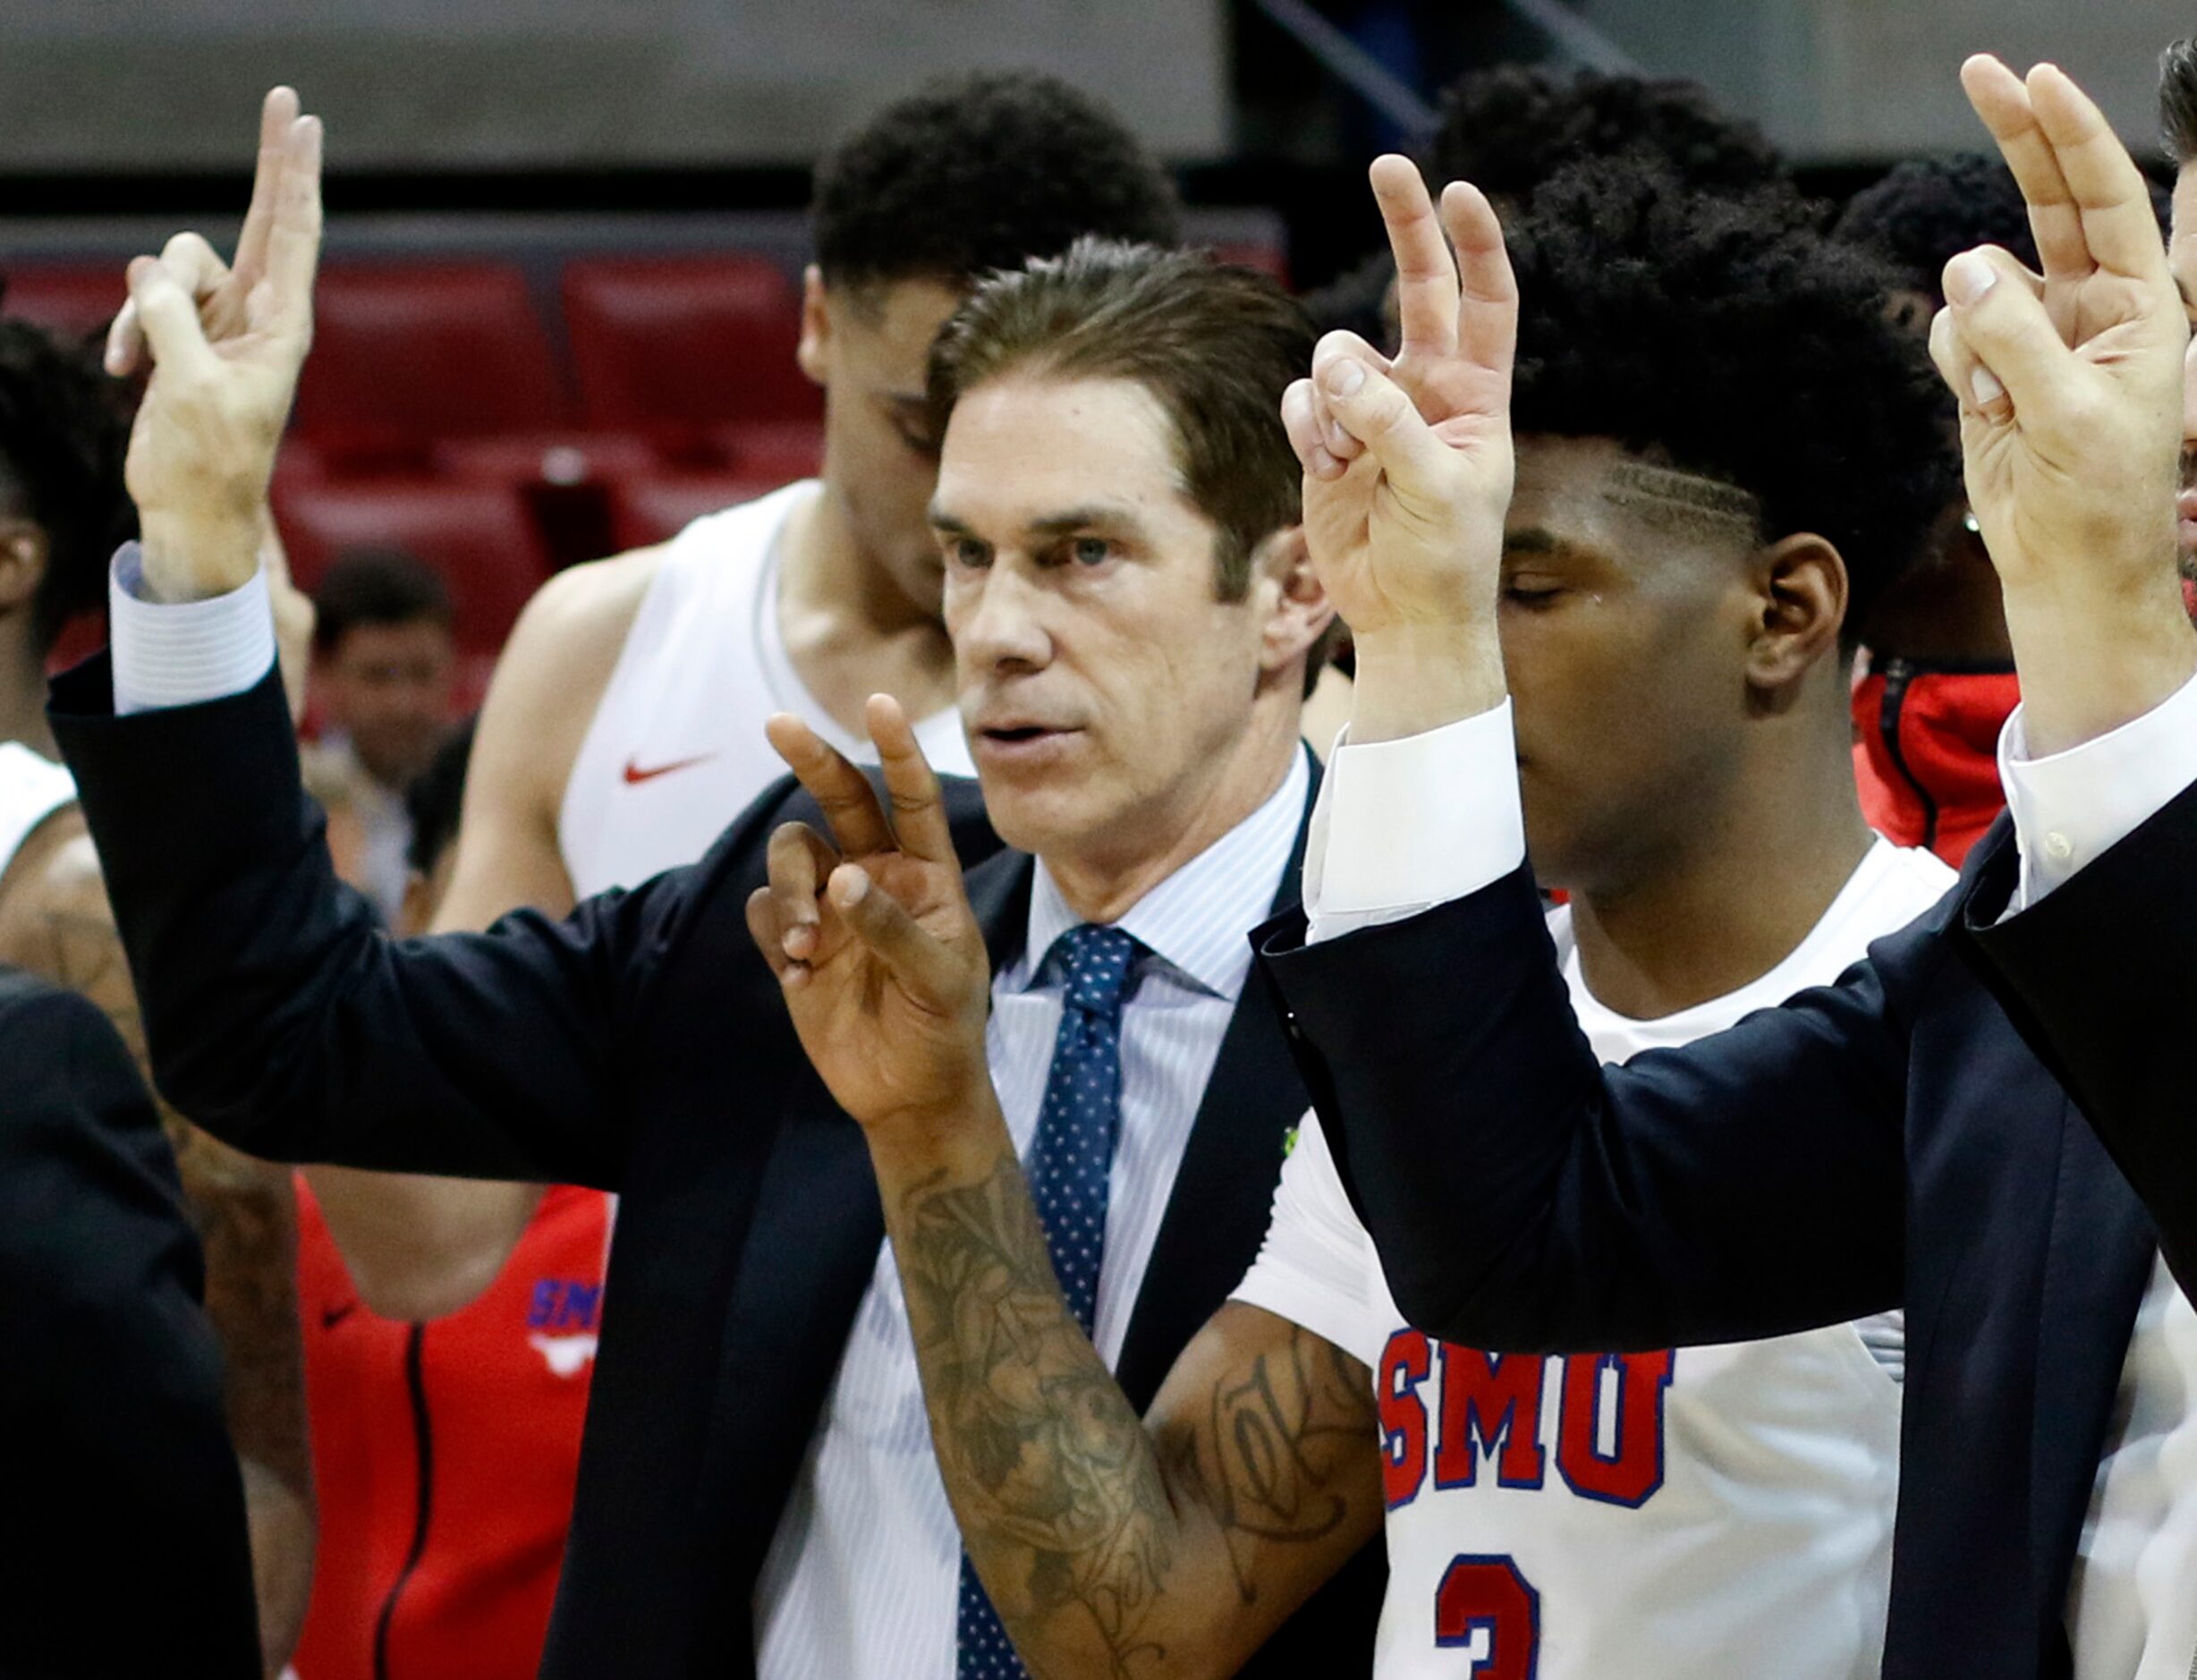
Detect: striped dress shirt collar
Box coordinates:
(1005, 746, 1312, 1005)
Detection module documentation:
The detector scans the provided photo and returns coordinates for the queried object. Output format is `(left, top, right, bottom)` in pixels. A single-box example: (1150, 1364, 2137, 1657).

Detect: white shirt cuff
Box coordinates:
(1305, 700, 1526, 944)
(1998, 668, 2197, 910)
(109, 543, 277, 717)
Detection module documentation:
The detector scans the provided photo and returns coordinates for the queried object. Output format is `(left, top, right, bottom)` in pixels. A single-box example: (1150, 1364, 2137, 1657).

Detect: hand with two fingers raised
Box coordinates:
(746, 696, 995, 1135)
(119, 88, 323, 604)
(1931, 55, 2197, 753)
(1280, 155, 1519, 741)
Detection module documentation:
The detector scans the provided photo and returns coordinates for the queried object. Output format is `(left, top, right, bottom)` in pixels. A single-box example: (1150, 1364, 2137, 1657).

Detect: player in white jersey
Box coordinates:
(750, 156, 1963, 1677)
(303, 72, 1184, 1320)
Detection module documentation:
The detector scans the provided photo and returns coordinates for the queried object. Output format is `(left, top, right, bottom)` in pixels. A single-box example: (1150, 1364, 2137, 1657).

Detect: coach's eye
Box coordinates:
(946, 537, 990, 569)
(1504, 580, 1562, 608)
(1072, 537, 1112, 567)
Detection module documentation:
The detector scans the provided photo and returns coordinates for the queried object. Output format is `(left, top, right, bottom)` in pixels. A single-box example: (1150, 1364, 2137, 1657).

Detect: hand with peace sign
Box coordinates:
(112, 88, 323, 606)
(748, 698, 996, 1136)
(1934, 56, 2197, 755)
(1280, 155, 1518, 742)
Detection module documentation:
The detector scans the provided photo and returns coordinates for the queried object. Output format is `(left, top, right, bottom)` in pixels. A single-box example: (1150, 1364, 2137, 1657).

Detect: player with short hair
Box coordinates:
(310, 69, 1184, 1323)
(758, 154, 1956, 1677)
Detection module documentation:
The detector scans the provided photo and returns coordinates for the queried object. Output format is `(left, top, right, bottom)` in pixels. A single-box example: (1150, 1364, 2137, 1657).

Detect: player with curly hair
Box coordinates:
(1305, 64, 1789, 353)
(806, 153, 1958, 1679)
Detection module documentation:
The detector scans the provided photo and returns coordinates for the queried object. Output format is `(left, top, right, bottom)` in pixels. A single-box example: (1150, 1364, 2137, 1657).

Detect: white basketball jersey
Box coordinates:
(1234, 836, 1958, 1680)
(0, 741, 77, 888)
(560, 480, 975, 897)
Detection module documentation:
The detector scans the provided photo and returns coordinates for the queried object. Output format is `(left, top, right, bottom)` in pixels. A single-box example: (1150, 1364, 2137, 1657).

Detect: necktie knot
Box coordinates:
(1046, 922, 1144, 1022)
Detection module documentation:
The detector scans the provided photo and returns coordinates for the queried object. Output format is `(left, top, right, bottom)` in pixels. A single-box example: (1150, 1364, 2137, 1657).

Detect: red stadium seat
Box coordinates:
(293, 263, 569, 462)
(3, 264, 128, 344)
(605, 473, 786, 552)
(564, 256, 818, 443)
(273, 477, 554, 661)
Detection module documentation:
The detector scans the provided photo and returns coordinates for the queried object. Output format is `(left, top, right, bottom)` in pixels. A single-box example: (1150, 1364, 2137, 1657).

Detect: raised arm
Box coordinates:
(51, 89, 674, 1192)
(748, 708, 1382, 1676)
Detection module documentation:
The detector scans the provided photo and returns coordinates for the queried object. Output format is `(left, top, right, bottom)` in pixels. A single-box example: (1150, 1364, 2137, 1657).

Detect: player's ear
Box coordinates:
(797, 266, 831, 388)
(1745, 532, 1846, 702)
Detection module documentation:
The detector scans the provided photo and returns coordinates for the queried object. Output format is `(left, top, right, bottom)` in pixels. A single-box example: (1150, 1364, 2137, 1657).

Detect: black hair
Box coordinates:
(1301, 248, 1398, 352)
(0, 306, 137, 655)
(2164, 38, 2197, 163)
(811, 71, 1183, 293)
(1834, 154, 2040, 303)
(1507, 157, 1957, 645)
(403, 712, 477, 878)
(1427, 65, 1788, 208)
(310, 548, 453, 656)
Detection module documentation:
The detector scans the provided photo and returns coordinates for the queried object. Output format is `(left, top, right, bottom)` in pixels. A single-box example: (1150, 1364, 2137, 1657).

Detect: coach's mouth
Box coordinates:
(973, 721, 1084, 766)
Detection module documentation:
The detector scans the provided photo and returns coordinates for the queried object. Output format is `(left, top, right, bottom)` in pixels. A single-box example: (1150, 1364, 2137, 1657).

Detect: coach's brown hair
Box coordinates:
(2162, 38, 2197, 162)
(926, 238, 1316, 605)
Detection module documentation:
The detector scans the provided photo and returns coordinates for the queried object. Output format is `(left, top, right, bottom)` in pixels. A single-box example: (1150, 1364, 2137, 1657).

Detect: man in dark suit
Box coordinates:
(0, 966, 261, 1677)
(1260, 56, 2197, 1678)
(49, 96, 1378, 1677)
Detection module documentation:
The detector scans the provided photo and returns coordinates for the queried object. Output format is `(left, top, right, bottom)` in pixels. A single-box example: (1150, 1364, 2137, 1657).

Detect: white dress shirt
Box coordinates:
(1303, 682, 2197, 1678)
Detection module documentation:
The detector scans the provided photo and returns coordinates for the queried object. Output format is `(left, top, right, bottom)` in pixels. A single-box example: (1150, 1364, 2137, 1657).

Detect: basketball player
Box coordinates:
(301, 71, 1184, 1321)
(755, 156, 1956, 1676)
(0, 309, 311, 1676)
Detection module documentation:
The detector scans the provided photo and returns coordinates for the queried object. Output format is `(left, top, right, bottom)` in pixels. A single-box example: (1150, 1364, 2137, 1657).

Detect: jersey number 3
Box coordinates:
(1434, 1555, 1539, 1679)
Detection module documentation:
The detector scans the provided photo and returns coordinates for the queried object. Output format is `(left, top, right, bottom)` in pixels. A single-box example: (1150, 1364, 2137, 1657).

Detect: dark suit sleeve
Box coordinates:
(49, 655, 735, 1190)
(1965, 777, 2197, 1294)
(1257, 864, 1919, 1353)
(0, 977, 260, 1677)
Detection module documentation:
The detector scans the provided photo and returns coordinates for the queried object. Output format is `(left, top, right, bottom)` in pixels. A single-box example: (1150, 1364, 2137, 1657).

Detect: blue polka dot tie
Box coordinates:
(955, 921, 1145, 1679)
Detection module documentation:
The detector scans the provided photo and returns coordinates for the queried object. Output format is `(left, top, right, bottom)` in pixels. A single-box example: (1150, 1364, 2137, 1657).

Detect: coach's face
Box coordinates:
(933, 373, 1311, 874)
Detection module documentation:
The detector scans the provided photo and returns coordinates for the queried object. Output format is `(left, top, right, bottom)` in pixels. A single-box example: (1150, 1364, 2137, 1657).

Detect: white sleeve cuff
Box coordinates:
(1998, 667, 2197, 909)
(1306, 700, 1526, 943)
(109, 543, 277, 717)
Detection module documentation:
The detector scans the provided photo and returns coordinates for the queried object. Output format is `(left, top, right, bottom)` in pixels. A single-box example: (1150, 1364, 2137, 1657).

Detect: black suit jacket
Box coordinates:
(0, 966, 260, 1679)
(1254, 792, 2197, 1680)
(51, 658, 1381, 1680)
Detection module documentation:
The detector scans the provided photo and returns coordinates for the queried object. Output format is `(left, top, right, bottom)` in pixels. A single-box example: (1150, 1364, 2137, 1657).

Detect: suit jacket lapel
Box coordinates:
(1115, 768, 1320, 1412)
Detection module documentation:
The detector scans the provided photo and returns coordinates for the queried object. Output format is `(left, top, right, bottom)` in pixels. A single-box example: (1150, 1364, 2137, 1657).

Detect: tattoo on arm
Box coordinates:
(890, 1147, 1378, 1679)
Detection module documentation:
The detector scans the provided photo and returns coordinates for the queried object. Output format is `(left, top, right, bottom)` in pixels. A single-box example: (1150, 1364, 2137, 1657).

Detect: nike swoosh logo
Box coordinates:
(622, 753, 715, 785)
(321, 1302, 357, 1331)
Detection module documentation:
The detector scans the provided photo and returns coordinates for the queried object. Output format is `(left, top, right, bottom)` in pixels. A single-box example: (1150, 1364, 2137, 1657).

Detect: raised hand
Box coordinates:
(1280, 156, 1518, 741)
(747, 697, 994, 1132)
(1934, 56, 2197, 753)
(115, 88, 322, 604)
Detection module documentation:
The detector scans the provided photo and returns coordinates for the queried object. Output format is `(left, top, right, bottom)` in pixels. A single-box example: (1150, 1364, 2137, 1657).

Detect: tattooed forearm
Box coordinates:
(883, 1139, 1380, 1680)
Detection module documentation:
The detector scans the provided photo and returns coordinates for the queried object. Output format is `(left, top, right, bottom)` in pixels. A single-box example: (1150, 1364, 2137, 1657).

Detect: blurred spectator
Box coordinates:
(306, 547, 456, 922)
(293, 717, 613, 1680)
